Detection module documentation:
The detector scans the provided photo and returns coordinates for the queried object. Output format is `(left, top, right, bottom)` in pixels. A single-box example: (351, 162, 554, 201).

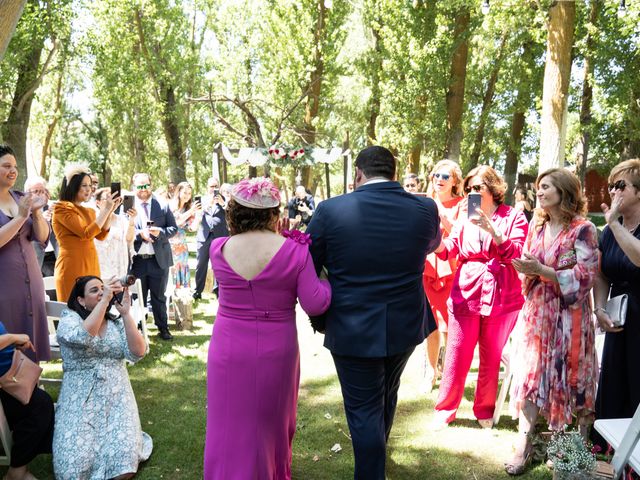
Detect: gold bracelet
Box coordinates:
(594, 307, 607, 314)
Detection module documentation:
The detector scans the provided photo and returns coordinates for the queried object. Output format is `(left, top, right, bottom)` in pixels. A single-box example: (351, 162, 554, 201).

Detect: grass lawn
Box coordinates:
(14, 293, 555, 480)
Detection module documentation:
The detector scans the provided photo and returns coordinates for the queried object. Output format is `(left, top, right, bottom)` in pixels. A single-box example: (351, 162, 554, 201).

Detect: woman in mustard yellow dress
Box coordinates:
(52, 165, 119, 302)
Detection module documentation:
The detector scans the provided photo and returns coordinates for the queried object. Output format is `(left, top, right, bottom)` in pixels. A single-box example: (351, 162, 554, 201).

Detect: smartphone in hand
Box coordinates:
(110, 182, 121, 199)
(467, 193, 482, 220)
(123, 195, 134, 212)
(194, 195, 202, 205)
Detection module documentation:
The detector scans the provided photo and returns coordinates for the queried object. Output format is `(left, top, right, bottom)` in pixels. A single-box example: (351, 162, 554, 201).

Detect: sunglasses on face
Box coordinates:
(433, 173, 451, 181)
(608, 180, 627, 192)
(404, 183, 417, 188)
(465, 183, 485, 194)
(136, 184, 151, 190)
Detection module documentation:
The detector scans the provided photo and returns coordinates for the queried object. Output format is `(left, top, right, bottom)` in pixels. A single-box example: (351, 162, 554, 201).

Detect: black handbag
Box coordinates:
(309, 314, 326, 334)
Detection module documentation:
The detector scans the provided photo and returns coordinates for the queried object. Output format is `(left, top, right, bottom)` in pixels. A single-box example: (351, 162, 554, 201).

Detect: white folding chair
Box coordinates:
(128, 279, 150, 352)
(43, 275, 56, 301)
(41, 300, 66, 386)
(0, 400, 12, 466)
(594, 403, 640, 479)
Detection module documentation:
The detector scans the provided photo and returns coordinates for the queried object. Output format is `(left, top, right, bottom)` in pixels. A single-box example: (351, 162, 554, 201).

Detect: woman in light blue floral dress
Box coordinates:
(53, 276, 152, 480)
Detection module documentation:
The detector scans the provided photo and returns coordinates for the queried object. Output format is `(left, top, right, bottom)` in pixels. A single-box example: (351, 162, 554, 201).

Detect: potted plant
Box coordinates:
(547, 431, 598, 480)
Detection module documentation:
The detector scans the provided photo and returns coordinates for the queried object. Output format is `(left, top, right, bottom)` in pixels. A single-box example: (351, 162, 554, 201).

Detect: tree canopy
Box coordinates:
(0, 0, 637, 196)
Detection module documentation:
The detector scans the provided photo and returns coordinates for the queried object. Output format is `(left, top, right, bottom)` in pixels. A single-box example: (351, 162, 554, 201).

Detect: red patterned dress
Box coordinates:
(509, 217, 599, 430)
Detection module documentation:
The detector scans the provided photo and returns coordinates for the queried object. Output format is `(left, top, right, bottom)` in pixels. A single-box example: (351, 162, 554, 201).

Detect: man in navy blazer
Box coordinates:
(130, 173, 178, 340)
(307, 146, 441, 479)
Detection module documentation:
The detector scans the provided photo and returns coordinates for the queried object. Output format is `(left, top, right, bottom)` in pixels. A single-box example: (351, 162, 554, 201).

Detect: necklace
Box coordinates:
(623, 221, 640, 233)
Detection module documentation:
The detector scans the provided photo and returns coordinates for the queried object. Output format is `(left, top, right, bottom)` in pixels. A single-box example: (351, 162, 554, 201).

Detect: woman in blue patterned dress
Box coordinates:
(52, 276, 152, 480)
(169, 182, 200, 290)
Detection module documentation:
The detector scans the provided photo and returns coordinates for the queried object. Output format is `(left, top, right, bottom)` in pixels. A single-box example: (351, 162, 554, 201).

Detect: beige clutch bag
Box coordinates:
(606, 294, 628, 328)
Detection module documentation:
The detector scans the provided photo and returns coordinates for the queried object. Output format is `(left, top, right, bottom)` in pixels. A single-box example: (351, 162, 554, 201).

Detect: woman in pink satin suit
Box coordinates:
(431, 166, 528, 429)
(204, 178, 331, 480)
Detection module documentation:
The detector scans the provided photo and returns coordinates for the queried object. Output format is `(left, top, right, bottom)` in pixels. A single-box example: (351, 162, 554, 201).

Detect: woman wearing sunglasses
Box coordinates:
(431, 165, 528, 429)
(421, 160, 464, 392)
(592, 158, 640, 449)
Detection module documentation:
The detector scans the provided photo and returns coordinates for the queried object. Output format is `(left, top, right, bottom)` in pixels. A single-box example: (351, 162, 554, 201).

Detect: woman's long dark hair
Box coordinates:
(67, 276, 116, 320)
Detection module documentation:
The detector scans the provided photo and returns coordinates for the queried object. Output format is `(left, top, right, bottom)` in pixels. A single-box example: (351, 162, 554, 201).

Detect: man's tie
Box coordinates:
(142, 202, 150, 219)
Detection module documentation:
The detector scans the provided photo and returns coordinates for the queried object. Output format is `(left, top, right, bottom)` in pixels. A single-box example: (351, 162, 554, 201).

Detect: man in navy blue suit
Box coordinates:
(130, 172, 178, 340)
(307, 146, 441, 479)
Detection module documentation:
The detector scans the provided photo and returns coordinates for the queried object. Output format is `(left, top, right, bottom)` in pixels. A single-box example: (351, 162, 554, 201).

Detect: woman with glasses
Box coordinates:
(403, 173, 421, 193)
(506, 169, 599, 475)
(52, 164, 119, 302)
(431, 165, 528, 429)
(592, 158, 640, 449)
(421, 160, 464, 392)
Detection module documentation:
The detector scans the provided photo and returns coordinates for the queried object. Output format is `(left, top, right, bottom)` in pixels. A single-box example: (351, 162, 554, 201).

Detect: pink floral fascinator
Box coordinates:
(231, 177, 281, 209)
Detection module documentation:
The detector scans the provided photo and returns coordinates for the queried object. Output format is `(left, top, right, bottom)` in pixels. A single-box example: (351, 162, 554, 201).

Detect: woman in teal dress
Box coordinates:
(53, 276, 152, 480)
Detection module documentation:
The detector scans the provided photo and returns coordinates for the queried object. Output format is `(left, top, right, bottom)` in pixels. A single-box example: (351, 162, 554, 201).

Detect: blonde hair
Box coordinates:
(534, 168, 587, 230)
(463, 165, 507, 204)
(609, 158, 640, 187)
(426, 160, 464, 198)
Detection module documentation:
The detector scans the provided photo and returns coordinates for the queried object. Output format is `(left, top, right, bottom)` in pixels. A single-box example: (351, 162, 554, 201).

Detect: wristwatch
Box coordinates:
(594, 307, 607, 315)
(492, 231, 503, 242)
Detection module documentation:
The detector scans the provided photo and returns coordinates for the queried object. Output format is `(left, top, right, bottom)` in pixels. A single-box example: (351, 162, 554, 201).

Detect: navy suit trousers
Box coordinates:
(332, 347, 415, 480)
(130, 255, 169, 331)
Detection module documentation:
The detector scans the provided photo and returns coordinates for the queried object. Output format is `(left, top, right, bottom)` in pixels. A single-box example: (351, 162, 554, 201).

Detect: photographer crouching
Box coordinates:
(287, 186, 315, 230)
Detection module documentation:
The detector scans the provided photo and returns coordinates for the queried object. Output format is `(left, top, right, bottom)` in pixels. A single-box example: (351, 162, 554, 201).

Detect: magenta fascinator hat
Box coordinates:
(231, 177, 281, 209)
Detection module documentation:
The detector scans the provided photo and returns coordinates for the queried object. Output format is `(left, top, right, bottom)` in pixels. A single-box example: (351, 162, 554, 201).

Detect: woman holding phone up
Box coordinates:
(431, 165, 528, 429)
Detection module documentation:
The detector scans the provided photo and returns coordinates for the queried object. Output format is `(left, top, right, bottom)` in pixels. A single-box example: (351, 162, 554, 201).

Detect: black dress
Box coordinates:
(593, 222, 640, 446)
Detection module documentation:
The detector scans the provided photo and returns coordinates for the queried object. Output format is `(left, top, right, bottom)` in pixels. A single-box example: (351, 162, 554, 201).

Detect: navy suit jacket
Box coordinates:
(195, 203, 228, 246)
(133, 197, 178, 270)
(307, 181, 441, 357)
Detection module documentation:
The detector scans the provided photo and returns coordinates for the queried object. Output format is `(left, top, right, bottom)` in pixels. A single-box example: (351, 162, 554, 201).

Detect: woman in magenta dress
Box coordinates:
(204, 178, 331, 480)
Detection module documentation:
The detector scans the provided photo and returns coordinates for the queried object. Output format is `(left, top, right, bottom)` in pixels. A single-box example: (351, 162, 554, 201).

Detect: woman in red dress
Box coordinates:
(422, 160, 464, 392)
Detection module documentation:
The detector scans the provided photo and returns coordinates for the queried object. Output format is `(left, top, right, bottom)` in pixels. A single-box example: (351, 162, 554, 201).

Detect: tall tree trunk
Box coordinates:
(576, 0, 599, 186)
(300, 0, 327, 188)
(366, 20, 382, 145)
(408, 143, 422, 176)
(504, 41, 536, 206)
(444, 7, 470, 162)
(0, 0, 27, 61)
(538, 0, 576, 174)
(466, 33, 508, 172)
(1, 38, 44, 188)
(621, 78, 640, 160)
(159, 83, 186, 183)
(134, 8, 186, 184)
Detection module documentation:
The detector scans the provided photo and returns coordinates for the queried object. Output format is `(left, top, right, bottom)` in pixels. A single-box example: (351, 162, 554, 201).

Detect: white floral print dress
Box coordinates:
(52, 310, 153, 479)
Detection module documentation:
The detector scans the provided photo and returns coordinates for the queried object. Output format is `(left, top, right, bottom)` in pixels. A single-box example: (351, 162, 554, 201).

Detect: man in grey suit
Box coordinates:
(307, 146, 441, 479)
(130, 173, 178, 340)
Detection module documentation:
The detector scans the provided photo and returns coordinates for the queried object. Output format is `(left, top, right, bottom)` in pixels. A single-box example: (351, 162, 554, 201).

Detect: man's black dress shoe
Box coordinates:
(158, 329, 173, 340)
(192, 291, 202, 300)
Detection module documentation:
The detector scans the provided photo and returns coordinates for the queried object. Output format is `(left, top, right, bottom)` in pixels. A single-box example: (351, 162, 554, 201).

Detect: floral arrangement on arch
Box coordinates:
(267, 145, 314, 167)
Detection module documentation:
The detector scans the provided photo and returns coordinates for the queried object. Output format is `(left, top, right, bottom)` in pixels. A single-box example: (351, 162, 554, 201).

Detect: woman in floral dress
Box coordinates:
(53, 276, 152, 479)
(506, 168, 599, 475)
(169, 182, 200, 290)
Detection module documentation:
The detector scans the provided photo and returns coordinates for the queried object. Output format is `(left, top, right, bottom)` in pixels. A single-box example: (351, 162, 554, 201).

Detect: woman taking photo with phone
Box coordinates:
(431, 165, 528, 429)
(94, 187, 137, 279)
(507, 168, 599, 475)
(169, 181, 200, 290)
(52, 164, 119, 302)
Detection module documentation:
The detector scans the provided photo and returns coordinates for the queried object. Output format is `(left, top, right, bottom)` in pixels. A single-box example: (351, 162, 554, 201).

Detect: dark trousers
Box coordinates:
(332, 347, 415, 480)
(130, 255, 170, 331)
(194, 238, 213, 295)
(0, 388, 54, 467)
